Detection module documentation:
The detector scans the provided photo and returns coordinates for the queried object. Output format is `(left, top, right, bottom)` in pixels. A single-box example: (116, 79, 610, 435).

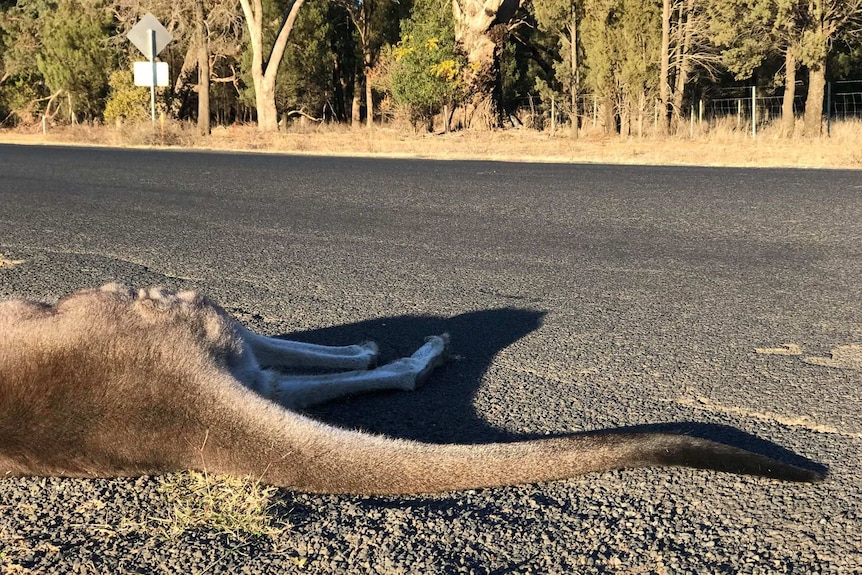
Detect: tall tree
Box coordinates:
(617, 0, 661, 136)
(580, 0, 617, 133)
(666, 0, 719, 129)
(708, 0, 805, 136)
(336, 0, 407, 127)
(658, 0, 672, 133)
(799, 0, 862, 136)
(533, 0, 583, 136)
(452, 0, 523, 127)
(239, 0, 305, 131)
(194, 0, 210, 134)
(0, 0, 48, 123)
(276, 0, 337, 119)
(37, 0, 117, 121)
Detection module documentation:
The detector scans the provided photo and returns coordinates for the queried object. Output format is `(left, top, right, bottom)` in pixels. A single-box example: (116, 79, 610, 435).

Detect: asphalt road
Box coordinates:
(1, 143, 860, 574)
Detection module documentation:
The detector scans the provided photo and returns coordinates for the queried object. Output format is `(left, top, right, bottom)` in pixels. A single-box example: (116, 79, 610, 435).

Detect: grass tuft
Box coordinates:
(0, 254, 25, 268)
(156, 471, 285, 541)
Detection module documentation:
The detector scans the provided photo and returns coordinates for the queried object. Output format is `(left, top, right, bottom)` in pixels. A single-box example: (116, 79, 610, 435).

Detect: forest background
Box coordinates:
(1, 0, 861, 167)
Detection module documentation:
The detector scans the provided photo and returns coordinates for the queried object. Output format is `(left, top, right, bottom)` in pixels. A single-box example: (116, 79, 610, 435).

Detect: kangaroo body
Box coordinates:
(0, 284, 822, 494)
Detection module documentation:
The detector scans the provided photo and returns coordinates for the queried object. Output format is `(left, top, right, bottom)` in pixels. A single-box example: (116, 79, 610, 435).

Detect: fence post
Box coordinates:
(551, 95, 556, 136)
(826, 81, 832, 137)
(737, 99, 742, 130)
(690, 105, 695, 138)
(751, 86, 757, 138)
(699, 99, 704, 125)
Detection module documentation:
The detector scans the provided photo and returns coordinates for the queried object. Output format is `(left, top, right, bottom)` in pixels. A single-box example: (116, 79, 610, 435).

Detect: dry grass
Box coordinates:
(2, 118, 861, 169)
(0, 254, 25, 268)
(155, 471, 285, 541)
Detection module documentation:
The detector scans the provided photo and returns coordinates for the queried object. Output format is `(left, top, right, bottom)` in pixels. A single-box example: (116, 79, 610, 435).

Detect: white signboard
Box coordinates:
(133, 61, 169, 87)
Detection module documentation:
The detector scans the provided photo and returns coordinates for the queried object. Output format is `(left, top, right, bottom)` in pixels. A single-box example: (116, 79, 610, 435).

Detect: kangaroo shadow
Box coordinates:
(280, 307, 545, 444)
(277, 308, 826, 476)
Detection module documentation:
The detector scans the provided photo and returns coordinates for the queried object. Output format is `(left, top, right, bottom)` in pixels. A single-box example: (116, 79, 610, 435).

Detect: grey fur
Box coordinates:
(0, 284, 823, 494)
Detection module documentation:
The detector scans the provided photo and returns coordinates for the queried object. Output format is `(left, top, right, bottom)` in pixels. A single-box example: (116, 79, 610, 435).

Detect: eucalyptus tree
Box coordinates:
(656, 0, 720, 132)
(239, 0, 305, 131)
(452, 0, 523, 127)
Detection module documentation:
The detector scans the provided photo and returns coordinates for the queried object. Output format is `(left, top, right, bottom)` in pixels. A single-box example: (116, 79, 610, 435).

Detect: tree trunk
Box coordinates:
(365, 52, 374, 129)
(351, 73, 362, 126)
(671, 0, 693, 131)
(452, 0, 522, 129)
(255, 72, 278, 132)
(804, 61, 825, 137)
(239, 0, 306, 132)
(460, 31, 499, 129)
(569, 12, 579, 139)
(658, 0, 671, 135)
(195, 0, 210, 136)
(781, 47, 797, 137)
(600, 96, 615, 135)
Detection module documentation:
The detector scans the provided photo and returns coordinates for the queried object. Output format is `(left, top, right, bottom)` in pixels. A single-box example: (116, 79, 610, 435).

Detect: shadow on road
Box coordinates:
(278, 307, 827, 479)
(282, 307, 546, 444)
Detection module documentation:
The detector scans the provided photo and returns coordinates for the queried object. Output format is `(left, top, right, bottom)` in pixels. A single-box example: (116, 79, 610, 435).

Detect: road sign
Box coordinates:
(126, 14, 172, 122)
(127, 13, 172, 59)
(133, 62, 169, 87)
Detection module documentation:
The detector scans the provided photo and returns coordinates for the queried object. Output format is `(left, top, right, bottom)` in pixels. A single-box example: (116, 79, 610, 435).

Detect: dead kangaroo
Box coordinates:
(0, 284, 823, 494)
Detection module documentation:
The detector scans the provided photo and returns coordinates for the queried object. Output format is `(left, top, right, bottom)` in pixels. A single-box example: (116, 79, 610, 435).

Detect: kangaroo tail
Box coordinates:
(225, 408, 824, 494)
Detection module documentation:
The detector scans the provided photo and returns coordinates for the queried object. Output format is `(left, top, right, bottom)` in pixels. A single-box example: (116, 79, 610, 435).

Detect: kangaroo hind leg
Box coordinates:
(271, 334, 449, 409)
(238, 325, 379, 370)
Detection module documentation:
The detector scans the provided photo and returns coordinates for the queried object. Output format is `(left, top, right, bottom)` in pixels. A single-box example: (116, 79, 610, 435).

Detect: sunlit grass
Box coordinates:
(1, 117, 860, 169)
(155, 471, 286, 541)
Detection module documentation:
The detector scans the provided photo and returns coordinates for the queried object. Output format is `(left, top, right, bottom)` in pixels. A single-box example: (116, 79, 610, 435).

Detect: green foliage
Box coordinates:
(532, 0, 582, 99)
(831, 44, 862, 79)
(580, 0, 617, 102)
(0, 73, 44, 124)
(240, 0, 336, 119)
(0, 0, 859, 131)
(378, 0, 466, 128)
(0, 0, 116, 122)
(0, 0, 42, 77)
(276, 0, 335, 116)
(103, 69, 151, 123)
(37, 0, 117, 120)
(707, 0, 798, 81)
(800, 28, 828, 68)
(581, 0, 660, 112)
(0, 0, 49, 123)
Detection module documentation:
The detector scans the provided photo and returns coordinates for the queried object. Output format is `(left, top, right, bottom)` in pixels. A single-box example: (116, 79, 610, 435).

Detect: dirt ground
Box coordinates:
(2, 120, 861, 169)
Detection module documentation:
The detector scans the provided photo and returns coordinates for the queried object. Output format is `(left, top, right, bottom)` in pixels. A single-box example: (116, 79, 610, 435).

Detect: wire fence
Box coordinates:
(509, 79, 862, 136)
(831, 80, 862, 120)
(697, 79, 862, 134)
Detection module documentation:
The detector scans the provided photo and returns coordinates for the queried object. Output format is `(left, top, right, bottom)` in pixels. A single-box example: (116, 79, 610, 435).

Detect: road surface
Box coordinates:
(0, 144, 859, 573)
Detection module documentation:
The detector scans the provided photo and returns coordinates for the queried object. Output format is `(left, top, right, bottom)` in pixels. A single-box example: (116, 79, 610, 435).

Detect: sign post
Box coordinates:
(126, 14, 172, 123)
